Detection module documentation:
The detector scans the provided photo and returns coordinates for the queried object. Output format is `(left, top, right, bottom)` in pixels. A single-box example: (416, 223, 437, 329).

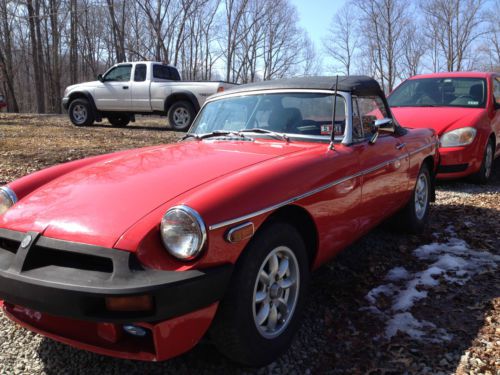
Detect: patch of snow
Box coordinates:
(385, 266, 410, 282)
(365, 284, 396, 304)
(362, 225, 500, 343)
(385, 312, 435, 340)
(392, 279, 428, 311)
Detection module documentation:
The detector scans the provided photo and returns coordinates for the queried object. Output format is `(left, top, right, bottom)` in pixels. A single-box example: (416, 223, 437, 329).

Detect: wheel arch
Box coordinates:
(68, 91, 98, 114)
(423, 155, 436, 202)
(164, 91, 200, 113)
(487, 132, 496, 149)
(257, 205, 319, 268)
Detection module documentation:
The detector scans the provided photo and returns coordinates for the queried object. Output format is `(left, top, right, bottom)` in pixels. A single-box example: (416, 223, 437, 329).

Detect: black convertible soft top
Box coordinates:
(217, 76, 384, 97)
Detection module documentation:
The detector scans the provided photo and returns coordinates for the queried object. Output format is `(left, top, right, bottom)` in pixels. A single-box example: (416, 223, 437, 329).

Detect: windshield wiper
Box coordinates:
(239, 128, 289, 142)
(182, 130, 250, 140)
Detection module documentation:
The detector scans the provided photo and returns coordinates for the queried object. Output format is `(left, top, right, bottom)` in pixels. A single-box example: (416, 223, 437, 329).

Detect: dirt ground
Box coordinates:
(0, 113, 498, 374)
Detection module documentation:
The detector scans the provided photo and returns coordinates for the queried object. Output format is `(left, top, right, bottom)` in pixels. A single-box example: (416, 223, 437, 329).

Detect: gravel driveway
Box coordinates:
(0, 114, 498, 374)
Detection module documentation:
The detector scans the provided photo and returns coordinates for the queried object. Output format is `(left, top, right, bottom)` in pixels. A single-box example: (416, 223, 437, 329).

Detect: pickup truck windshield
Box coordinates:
(389, 78, 487, 108)
(189, 93, 347, 141)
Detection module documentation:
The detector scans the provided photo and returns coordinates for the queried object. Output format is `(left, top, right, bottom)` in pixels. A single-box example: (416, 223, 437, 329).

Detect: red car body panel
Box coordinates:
(0, 83, 439, 363)
(1, 142, 309, 248)
(390, 72, 500, 179)
(4, 302, 218, 361)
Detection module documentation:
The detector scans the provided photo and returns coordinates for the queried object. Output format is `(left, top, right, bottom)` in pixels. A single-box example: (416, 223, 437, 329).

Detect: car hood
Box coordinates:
(66, 81, 100, 93)
(1, 140, 309, 248)
(391, 107, 484, 135)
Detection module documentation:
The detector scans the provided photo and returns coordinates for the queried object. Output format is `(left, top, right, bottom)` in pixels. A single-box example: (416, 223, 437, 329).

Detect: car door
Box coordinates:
(351, 95, 410, 228)
(130, 63, 152, 111)
(94, 64, 132, 111)
(492, 76, 500, 156)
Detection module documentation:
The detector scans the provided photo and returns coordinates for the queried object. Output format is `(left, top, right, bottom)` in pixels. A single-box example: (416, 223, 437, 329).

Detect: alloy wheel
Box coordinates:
(252, 246, 300, 339)
(414, 172, 429, 220)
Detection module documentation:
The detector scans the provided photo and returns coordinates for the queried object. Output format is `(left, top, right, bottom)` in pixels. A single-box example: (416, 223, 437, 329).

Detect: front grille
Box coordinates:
(23, 245, 113, 273)
(0, 237, 20, 254)
(0, 228, 131, 278)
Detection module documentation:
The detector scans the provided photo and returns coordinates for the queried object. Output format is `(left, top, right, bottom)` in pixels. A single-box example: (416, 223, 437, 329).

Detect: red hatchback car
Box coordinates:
(389, 72, 500, 183)
(0, 77, 438, 366)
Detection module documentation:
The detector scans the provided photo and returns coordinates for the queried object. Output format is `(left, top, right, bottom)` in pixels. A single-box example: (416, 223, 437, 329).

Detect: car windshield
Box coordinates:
(388, 78, 487, 108)
(189, 92, 347, 141)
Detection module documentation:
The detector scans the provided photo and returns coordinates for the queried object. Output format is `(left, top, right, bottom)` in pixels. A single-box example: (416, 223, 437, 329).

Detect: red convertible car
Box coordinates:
(389, 72, 500, 183)
(0, 77, 438, 366)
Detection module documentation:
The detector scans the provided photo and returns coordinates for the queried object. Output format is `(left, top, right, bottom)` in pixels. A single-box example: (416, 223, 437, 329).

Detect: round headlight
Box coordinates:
(440, 127, 477, 148)
(0, 186, 17, 215)
(160, 205, 207, 260)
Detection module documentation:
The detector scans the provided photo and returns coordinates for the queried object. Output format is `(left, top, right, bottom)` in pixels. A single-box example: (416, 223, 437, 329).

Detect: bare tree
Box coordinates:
(323, 3, 359, 75)
(421, 0, 486, 71)
(69, 0, 78, 84)
(400, 23, 426, 78)
(0, 0, 19, 112)
(26, 0, 45, 113)
(354, 0, 410, 92)
(106, 0, 127, 62)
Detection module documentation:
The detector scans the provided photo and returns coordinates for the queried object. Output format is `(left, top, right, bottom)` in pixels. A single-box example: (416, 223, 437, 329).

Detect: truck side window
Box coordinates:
(153, 65, 180, 81)
(168, 67, 181, 81)
(103, 65, 132, 82)
(134, 64, 147, 82)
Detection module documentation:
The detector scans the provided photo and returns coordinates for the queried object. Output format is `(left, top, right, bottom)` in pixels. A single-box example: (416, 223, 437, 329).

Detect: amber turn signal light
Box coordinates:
(226, 222, 254, 243)
(217, 86, 225, 93)
(105, 295, 153, 312)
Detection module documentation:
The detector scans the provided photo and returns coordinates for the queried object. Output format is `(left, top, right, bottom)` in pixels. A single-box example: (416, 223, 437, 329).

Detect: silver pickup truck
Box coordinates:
(62, 61, 235, 131)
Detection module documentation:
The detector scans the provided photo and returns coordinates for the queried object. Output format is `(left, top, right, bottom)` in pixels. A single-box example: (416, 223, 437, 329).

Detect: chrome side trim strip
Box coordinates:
(208, 142, 435, 231)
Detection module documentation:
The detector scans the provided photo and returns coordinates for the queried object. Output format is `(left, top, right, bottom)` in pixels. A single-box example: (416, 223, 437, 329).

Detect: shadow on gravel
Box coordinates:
(37, 163, 499, 374)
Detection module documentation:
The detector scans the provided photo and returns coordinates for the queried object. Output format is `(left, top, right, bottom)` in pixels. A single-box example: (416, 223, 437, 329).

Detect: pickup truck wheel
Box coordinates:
(168, 101, 195, 131)
(400, 163, 431, 234)
(210, 222, 309, 367)
(68, 98, 94, 126)
(471, 139, 494, 184)
(108, 114, 130, 128)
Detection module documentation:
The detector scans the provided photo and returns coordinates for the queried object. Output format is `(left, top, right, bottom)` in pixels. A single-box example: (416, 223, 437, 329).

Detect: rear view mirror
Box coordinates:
(97, 74, 103, 82)
(495, 101, 500, 110)
(369, 118, 394, 144)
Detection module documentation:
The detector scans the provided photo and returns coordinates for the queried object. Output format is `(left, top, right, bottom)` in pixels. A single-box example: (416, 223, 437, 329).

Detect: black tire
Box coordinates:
(471, 139, 494, 184)
(210, 222, 310, 367)
(167, 101, 196, 131)
(399, 163, 431, 234)
(108, 114, 130, 128)
(68, 98, 95, 126)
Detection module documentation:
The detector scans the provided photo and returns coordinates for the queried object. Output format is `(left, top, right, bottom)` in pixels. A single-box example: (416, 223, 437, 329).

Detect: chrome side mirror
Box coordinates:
(369, 118, 394, 144)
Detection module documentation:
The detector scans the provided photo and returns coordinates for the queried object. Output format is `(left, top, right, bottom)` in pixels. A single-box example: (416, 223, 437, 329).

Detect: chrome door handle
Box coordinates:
(396, 143, 406, 150)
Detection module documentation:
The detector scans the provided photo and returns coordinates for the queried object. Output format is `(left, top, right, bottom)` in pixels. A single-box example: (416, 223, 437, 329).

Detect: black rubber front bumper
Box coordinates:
(62, 97, 69, 110)
(0, 228, 232, 323)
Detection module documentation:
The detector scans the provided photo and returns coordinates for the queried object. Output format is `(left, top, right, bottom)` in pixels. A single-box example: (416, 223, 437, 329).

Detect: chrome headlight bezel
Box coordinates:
(440, 127, 477, 148)
(0, 186, 18, 215)
(160, 205, 207, 261)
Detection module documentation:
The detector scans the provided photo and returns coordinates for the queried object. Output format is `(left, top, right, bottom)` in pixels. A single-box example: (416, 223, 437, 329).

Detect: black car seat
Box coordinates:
(268, 107, 303, 133)
(469, 84, 484, 104)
